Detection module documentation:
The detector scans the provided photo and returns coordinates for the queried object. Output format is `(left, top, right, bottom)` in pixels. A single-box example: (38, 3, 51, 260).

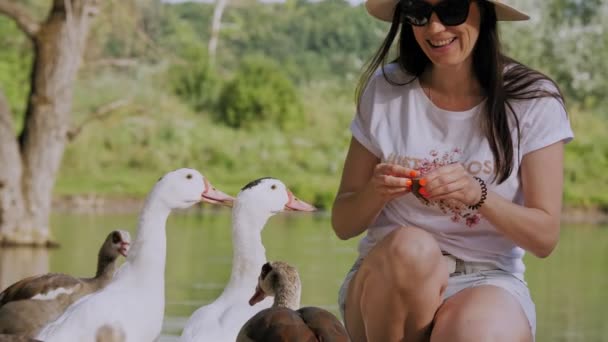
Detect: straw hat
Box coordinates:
(366, 0, 530, 23)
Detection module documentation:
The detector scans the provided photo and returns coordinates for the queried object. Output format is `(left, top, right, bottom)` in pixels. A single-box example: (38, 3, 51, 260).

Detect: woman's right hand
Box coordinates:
(369, 163, 418, 202)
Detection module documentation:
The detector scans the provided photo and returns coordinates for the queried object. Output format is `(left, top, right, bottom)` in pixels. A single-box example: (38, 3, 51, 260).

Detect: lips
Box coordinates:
(428, 37, 456, 48)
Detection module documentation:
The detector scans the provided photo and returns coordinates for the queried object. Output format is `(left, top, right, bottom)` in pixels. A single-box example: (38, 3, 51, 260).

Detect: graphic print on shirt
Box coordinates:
(385, 149, 483, 228)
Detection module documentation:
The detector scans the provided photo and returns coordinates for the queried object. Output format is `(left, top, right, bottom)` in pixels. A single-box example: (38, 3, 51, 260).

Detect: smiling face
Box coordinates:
(411, 0, 481, 69)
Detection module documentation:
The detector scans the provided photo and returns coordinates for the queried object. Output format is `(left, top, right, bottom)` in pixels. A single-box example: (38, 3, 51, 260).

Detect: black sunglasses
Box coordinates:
(401, 0, 472, 27)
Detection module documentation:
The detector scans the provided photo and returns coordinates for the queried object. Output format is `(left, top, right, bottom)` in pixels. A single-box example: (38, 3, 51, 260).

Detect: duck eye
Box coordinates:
(261, 262, 272, 278)
(186, 174, 192, 179)
(271, 184, 277, 190)
(112, 232, 121, 243)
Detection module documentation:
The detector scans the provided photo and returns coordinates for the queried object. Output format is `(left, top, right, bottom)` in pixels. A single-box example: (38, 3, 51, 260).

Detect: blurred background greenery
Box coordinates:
(1, 0, 606, 210)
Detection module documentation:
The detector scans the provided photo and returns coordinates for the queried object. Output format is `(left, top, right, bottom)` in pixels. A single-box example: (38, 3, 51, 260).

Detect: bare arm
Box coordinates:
(425, 142, 565, 258)
(478, 142, 565, 258)
(331, 138, 413, 240)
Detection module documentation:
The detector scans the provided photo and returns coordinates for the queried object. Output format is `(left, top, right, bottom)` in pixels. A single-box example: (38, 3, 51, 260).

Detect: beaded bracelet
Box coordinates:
(468, 176, 487, 210)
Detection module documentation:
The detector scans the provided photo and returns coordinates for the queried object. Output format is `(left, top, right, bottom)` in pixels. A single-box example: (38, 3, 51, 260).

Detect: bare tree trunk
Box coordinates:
(0, 89, 26, 244)
(0, 0, 101, 246)
(208, 0, 229, 66)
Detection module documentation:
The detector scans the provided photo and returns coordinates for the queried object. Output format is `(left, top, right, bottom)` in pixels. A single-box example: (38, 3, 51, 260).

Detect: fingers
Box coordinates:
(378, 174, 412, 188)
(376, 163, 419, 179)
(416, 164, 478, 203)
(371, 163, 417, 201)
(381, 186, 410, 196)
(425, 176, 468, 198)
(426, 179, 469, 200)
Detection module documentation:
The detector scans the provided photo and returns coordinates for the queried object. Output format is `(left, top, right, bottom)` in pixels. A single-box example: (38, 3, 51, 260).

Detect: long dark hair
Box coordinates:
(356, 0, 565, 184)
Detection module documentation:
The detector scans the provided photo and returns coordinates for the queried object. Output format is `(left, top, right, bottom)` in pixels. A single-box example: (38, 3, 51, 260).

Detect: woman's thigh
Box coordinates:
(431, 284, 533, 342)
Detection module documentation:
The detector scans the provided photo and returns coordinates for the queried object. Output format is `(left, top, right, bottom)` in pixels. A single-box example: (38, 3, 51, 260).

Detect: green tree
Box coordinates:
(216, 56, 303, 129)
(168, 46, 218, 112)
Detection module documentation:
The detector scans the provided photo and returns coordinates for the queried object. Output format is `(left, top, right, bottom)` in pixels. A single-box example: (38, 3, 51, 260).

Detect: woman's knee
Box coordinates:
(364, 227, 447, 288)
(374, 226, 443, 277)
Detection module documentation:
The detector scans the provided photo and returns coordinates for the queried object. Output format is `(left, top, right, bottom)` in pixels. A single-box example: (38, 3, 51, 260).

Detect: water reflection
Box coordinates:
(0, 212, 605, 342)
(0, 247, 49, 291)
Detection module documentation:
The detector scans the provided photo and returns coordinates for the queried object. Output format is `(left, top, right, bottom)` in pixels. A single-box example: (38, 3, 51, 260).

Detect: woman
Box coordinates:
(331, 0, 574, 341)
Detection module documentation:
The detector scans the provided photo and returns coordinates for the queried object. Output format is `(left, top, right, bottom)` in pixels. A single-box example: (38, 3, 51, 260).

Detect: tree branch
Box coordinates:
(66, 98, 132, 142)
(0, 0, 40, 39)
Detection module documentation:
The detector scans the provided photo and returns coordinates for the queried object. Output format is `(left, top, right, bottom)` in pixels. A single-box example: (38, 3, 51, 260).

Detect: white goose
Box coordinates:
(180, 177, 316, 342)
(36, 168, 234, 342)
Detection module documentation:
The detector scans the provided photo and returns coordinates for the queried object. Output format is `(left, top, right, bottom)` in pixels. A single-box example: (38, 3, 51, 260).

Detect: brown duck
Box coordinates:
(237, 261, 349, 342)
(0, 334, 41, 342)
(0, 230, 130, 337)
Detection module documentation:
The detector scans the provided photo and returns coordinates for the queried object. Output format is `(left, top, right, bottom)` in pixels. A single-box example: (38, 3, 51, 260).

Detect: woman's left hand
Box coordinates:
(421, 163, 482, 207)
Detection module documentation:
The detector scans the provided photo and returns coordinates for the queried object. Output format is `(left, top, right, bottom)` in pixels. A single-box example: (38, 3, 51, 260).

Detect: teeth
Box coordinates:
(429, 38, 454, 47)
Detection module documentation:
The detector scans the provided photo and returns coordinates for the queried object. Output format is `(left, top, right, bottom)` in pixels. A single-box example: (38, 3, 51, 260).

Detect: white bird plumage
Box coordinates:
(180, 177, 315, 342)
(36, 168, 234, 342)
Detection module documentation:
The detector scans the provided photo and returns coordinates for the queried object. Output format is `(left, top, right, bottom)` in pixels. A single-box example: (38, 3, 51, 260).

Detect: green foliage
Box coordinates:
(216, 56, 304, 129)
(1, 0, 607, 211)
(0, 18, 32, 129)
(563, 108, 608, 209)
(501, 1, 608, 110)
(168, 47, 218, 112)
(57, 67, 351, 209)
(161, 0, 387, 83)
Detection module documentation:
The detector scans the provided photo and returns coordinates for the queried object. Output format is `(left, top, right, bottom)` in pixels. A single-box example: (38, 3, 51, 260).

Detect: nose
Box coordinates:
(426, 12, 446, 33)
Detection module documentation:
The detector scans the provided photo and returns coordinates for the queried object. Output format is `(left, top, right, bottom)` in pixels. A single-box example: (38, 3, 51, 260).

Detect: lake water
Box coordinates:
(0, 210, 606, 342)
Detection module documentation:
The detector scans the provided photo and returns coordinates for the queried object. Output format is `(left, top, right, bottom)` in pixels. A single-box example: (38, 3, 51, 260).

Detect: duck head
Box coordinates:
(248, 261, 301, 310)
(102, 230, 131, 258)
(155, 168, 234, 210)
(237, 177, 316, 215)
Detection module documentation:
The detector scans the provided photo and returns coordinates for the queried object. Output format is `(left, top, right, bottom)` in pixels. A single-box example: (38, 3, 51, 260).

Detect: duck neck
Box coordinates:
(273, 284, 301, 310)
(92, 253, 117, 287)
(126, 195, 170, 280)
(226, 203, 269, 287)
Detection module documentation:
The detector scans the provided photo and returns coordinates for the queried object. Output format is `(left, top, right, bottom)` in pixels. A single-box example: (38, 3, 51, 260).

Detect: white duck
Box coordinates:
(180, 177, 316, 342)
(36, 168, 234, 342)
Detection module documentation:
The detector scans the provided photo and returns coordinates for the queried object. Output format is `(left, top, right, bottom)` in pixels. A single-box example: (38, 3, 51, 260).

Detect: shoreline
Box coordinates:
(51, 195, 608, 225)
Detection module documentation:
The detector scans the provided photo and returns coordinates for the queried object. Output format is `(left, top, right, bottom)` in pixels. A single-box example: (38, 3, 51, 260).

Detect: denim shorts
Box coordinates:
(337, 258, 536, 338)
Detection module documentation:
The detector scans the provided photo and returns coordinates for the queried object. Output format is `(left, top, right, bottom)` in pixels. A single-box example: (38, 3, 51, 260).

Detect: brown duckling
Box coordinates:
(95, 323, 125, 342)
(237, 261, 349, 342)
(0, 230, 130, 337)
(0, 335, 41, 342)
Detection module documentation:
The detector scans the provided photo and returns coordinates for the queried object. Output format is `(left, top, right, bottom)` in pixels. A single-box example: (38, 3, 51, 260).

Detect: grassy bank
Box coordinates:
(55, 64, 608, 211)
(57, 64, 353, 209)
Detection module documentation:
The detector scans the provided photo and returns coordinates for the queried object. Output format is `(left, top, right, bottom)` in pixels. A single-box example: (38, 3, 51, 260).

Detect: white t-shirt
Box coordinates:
(351, 64, 574, 277)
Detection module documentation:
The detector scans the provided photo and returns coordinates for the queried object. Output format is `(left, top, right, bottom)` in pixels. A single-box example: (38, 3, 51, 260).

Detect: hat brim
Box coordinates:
(366, 0, 529, 23)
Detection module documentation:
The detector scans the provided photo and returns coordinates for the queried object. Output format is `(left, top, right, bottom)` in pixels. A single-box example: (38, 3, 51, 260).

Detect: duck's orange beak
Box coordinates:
(284, 190, 316, 212)
(249, 285, 267, 306)
(201, 179, 235, 207)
